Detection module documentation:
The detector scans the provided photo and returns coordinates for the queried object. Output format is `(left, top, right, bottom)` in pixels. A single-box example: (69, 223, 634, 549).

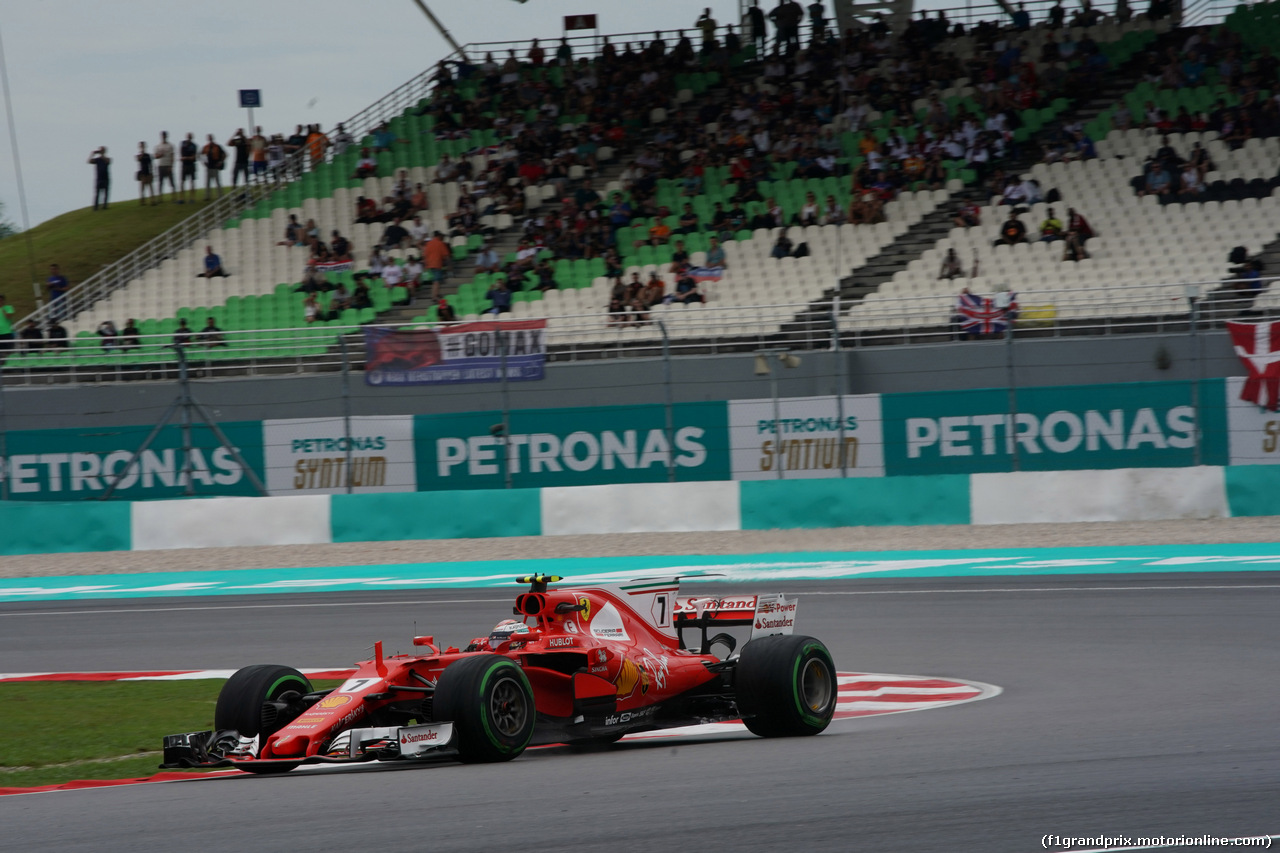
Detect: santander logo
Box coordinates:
(401, 730, 439, 744)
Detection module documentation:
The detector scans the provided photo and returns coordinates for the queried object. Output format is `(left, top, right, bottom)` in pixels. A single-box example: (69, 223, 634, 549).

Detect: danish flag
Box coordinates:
(1227, 320, 1280, 411)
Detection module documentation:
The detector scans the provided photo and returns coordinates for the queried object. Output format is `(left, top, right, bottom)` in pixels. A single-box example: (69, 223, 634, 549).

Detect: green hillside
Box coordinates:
(0, 194, 225, 320)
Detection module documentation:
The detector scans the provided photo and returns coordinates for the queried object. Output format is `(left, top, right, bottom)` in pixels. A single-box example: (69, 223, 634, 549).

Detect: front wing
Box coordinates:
(160, 722, 455, 770)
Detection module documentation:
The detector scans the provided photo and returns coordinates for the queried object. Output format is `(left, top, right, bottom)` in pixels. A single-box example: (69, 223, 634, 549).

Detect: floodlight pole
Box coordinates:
(410, 0, 469, 60)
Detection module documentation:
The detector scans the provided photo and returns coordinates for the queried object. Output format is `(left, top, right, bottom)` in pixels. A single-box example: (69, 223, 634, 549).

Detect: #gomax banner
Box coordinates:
(1226, 376, 1280, 465)
(728, 394, 885, 479)
(263, 416, 417, 495)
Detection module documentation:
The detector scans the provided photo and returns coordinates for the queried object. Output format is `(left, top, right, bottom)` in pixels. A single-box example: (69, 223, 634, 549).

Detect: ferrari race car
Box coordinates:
(161, 575, 837, 773)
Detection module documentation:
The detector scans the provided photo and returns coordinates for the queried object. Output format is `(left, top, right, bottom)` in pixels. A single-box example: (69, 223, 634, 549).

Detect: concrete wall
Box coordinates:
(1, 331, 1243, 432)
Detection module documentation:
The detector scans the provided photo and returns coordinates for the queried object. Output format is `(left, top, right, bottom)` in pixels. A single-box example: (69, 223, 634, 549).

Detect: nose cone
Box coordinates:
(264, 735, 309, 758)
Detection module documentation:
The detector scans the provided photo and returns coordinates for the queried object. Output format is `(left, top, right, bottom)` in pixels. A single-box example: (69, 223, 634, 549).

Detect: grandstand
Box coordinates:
(3, 0, 1276, 382)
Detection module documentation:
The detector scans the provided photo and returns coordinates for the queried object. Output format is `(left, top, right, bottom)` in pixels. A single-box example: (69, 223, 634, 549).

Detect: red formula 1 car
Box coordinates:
(161, 575, 837, 772)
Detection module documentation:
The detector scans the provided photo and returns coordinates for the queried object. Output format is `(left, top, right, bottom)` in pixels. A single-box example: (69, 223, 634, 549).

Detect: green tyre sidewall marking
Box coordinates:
(266, 674, 310, 701)
(477, 660, 533, 755)
(791, 641, 834, 729)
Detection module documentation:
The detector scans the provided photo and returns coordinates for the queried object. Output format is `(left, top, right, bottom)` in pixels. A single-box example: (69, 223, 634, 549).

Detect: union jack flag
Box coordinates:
(956, 290, 1015, 335)
(1227, 320, 1280, 411)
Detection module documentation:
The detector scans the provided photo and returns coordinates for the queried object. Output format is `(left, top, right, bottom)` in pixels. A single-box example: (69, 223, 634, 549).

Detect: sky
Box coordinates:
(0, 0, 761, 229)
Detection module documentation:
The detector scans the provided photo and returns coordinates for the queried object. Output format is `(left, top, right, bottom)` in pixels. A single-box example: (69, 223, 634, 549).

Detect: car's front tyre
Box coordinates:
(433, 654, 535, 763)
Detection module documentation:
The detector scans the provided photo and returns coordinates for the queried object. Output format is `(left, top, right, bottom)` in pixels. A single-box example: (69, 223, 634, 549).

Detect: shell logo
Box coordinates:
(318, 694, 352, 710)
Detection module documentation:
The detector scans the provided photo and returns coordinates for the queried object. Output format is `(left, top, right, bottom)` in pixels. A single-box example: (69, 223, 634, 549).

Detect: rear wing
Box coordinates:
(674, 593, 798, 652)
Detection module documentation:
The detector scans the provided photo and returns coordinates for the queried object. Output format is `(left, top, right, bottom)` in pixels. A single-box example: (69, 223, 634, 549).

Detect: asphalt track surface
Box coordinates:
(3, 573, 1279, 852)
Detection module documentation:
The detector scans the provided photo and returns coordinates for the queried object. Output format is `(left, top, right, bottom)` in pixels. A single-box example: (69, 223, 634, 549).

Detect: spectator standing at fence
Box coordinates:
(770, 0, 803, 53)
(47, 264, 70, 319)
(697, 9, 718, 53)
(227, 129, 250, 188)
(808, 1, 827, 42)
(179, 133, 198, 203)
(746, 2, 767, 53)
(0, 295, 15, 351)
(88, 146, 110, 210)
(136, 142, 155, 205)
(154, 132, 176, 200)
(249, 126, 268, 179)
(306, 124, 329, 168)
(201, 134, 226, 201)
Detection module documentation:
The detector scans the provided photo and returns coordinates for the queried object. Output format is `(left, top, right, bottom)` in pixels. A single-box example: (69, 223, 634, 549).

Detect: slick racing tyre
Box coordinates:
(214, 664, 313, 774)
(735, 635, 836, 738)
(433, 655, 535, 763)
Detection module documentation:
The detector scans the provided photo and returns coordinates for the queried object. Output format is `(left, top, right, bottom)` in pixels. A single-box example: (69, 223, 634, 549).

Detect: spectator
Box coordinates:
(197, 246, 227, 278)
(120, 319, 141, 350)
(136, 142, 155, 205)
(201, 134, 226, 201)
(422, 232, 451, 299)
(954, 201, 981, 228)
(47, 264, 70, 319)
(18, 319, 43, 351)
(179, 132, 198, 203)
(227, 128, 250, 188)
(1062, 228, 1090, 261)
(331, 123, 354, 156)
(354, 148, 378, 180)
(706, 235, 727, 269)
(771, 228, 794, 259)
(88, 146, 111, 210)
(380, 218, 410, 250)
(671, 268, 705, 304)
(154, 132, 176, 200)
(939, 248, 965, 279)
(97, 320, 120, 351)
(249, 126, 267, 180)
(485, 277, 513, 314)
(277, 214, 304, 246)
(330, 282, 352, 313)
(994, 211, 1027, 246)
(747, 1, 767, 52)
(1139, 159, 1174, 199)
(173, 318, 193, 347)
(1039, 207, 1064, 242)
(303, 294, 321, 324)
(475, 241, 502, 274)
(46, 319, 68, 349)
(380, 258, 404, 291)
(305, 124, 328, 167)
(403, 255, 424, 296)
(436, 297, 458, 323)
(331, 231, 352, 261)
(197, 317, 227, 348)
(350, 280, 373, 310)
(1066, 207, 1093, 243)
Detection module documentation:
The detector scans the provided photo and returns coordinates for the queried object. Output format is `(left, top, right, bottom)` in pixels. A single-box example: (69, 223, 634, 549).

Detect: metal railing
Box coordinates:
(2, 275, 1272, 385)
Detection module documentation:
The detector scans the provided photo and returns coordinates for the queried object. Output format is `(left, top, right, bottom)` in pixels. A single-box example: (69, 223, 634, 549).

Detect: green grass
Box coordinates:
(0, 679, 340, 790)
(0, 194, 226, 320)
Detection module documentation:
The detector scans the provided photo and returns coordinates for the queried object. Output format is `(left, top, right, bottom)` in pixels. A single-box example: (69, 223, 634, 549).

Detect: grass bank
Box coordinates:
(0, 679, 339, 790)
(0, 194, 227, 320)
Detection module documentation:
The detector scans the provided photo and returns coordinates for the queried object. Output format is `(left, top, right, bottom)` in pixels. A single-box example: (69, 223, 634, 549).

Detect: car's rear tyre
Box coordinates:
(433, 655, 535, 763)
(215, 664, 313, 774)
(735, 635, 836, 738)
